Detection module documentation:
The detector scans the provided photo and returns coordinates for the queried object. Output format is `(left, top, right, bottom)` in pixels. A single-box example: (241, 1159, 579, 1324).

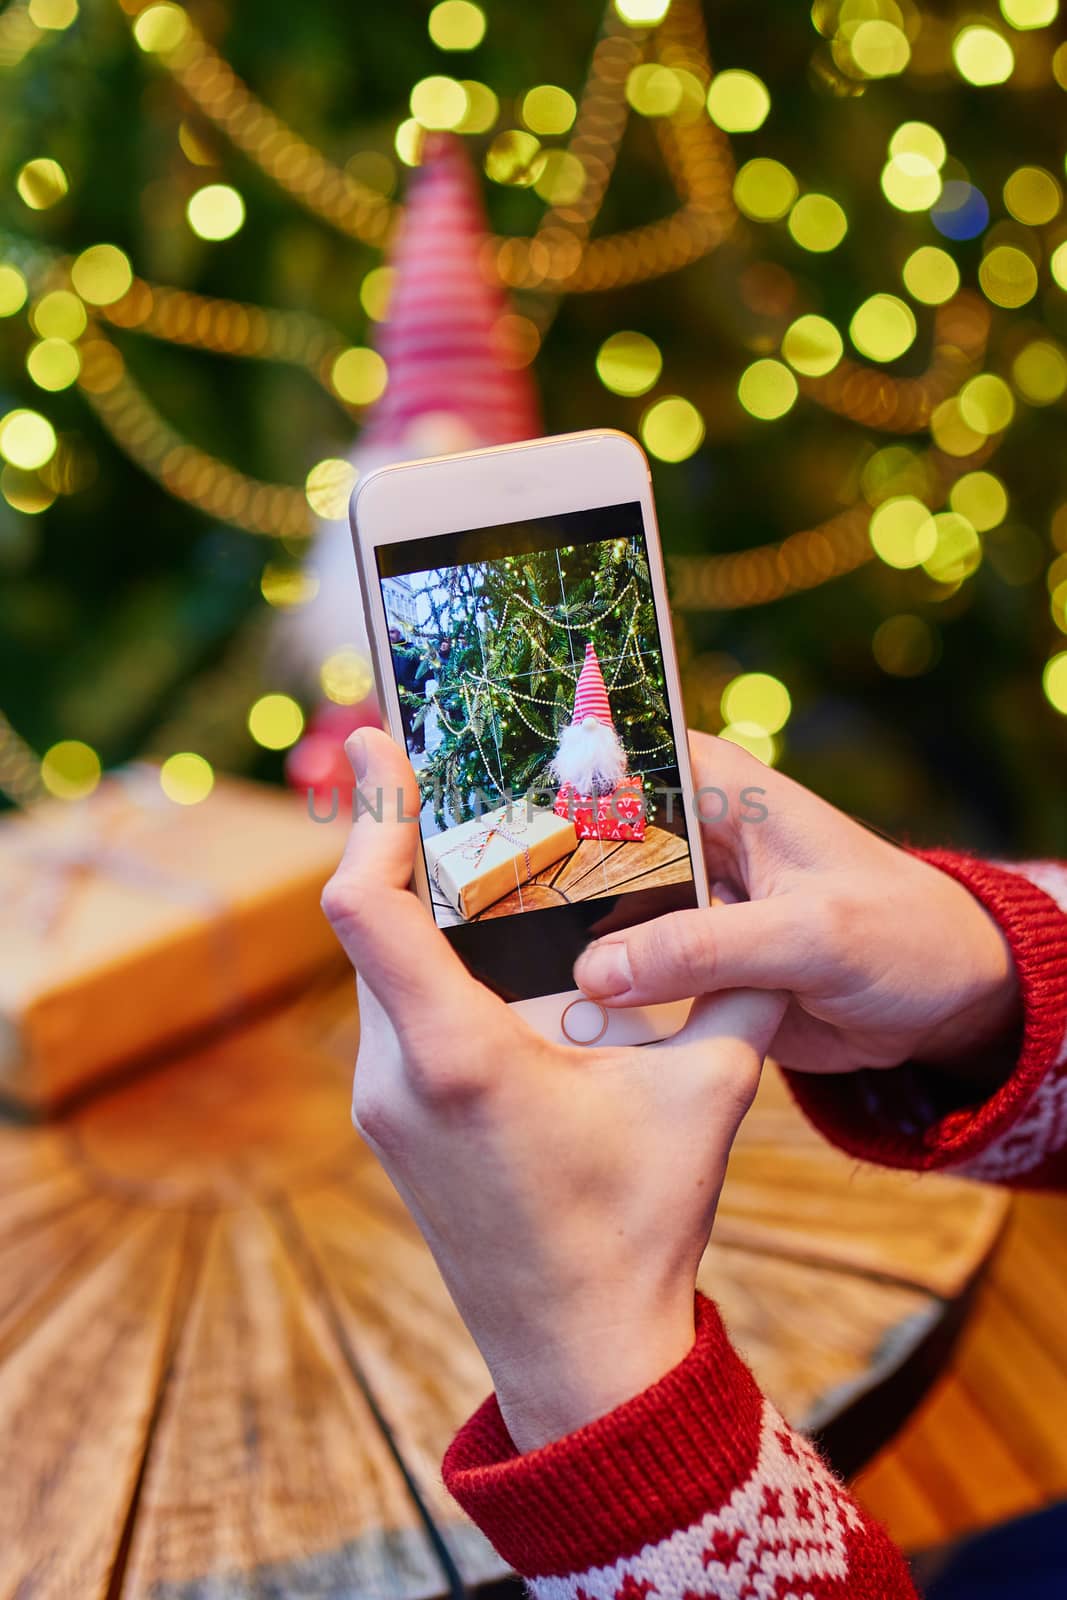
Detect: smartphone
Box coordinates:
(350, 429, 709, 1047)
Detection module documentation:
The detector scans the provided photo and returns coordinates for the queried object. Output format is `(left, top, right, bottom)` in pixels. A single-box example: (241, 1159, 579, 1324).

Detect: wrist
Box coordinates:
(910, 867, 1021, 1075)
(489, 1300, 698, 1454)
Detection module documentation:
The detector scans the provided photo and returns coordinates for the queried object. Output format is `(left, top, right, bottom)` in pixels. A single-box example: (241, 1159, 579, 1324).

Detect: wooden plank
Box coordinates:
(288, 1177, 506, 1588)
(0, 1192, 126, 1347)
(0, 1213, 184, 1600)
(699, 1241, 938, 1432)
(716, 1067, 1008, 1298)
(121, 1206, 446, 1600)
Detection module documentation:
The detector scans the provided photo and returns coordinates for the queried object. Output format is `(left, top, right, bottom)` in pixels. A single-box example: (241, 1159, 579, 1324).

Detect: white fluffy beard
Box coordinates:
(550, 715, 628, 796)
(270, 413, 483, 689)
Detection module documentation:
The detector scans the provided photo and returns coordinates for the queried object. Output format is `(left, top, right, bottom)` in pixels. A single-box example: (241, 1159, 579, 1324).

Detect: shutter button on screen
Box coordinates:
(561, 998, 608, 1046)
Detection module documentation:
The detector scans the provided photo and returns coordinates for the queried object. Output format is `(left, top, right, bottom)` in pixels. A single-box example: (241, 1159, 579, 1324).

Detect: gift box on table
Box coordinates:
(0, 768, 347, 1111)
(553, 781, 647, 842)
(425, 803, 578, 920)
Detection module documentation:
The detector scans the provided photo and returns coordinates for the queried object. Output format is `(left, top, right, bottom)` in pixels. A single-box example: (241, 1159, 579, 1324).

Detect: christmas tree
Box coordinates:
(406, 533, 669, 826)
(1, 0, 1066, 852)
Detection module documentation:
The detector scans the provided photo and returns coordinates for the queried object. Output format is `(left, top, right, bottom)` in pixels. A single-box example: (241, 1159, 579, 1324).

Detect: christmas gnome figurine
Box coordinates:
(550, 642, 647, 842)
(283, 132, 541, 800)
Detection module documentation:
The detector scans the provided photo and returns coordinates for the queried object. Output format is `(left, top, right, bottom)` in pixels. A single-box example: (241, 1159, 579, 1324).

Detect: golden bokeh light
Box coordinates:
(1053, 241, 1067, 291)
(0, 266, 28, 318)
(16, 158, 69, 210)
(873, 614, 937, 677)
(733, 159, 798, 222)
(596, 331, 663, 396)
(626, 64, 683, 117)
(71, 243, 133, 305)
(949, 471, 1009, 531)
(1000, 0, 1058, 26)
(849, 19, 911, 77)
(331, 346, 388, 405)
(0, 409, 57, 471)
(1003, 165, 1061, 225)
(159, 752, 215, 806)
(787, 193, 847, 252)
(410, 75, 469, 130)
(868, 496, 937, 569)
(861, 444, 931, 506)
(1043, 651, 1067, 714)
(533, 150, 586, 205)
(187, 184, 246, 240)
(614, 0, 672, 22)
(248, 693, 305, 751)
(321, 648, 374, 706)
(706, 69, 770, 132)
(394, 119, 425, 167)
(27, 0, 79, 26)
(1056, 42, 1067, 86)
(428, 0, 486, 50)
(1012, 340, 1067, 404)
(849, 294, 916, 362)
(889, 122, 947, 170)
(456, 81, 499, 134)
(958, 372, 1015, 434)
(953, 26, 1015, 84)
(881, 153, 941, 212)
(41, 739, 101, 801)
(32, 289, 87, 340)
(929, 397, 986, 457)
(781, 314, 843, 377)
(737, 358, 798, 420)
(260, 563, 319, 609)
(721, 671, 791, 734)
(305, 458, 359, 520)
(719, 721, 777, 765)
(922, 512, 982, 583)
(484, 130, 542, 186)
(26, 338, 81, 392)
(979, 244, 1038, 307)
(132, 2, 189, 53)
(1, 465, 56, 515)
(521, 85, 577, 136)
(359, 266, 394, 322)
(640, 396, 705, 462)
(902, 245, 960, 305)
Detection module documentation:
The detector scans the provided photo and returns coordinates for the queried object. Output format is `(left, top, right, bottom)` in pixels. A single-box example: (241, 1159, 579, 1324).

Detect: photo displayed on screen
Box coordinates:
(376, 503, 698, 974)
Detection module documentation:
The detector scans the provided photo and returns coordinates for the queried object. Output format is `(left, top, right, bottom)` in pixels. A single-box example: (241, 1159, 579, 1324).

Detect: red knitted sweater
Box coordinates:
(442, 854, 1067, 1599)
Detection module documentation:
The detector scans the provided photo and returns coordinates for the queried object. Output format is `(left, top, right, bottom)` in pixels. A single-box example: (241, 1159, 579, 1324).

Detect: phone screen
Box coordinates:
(375, 500, 700, 1000)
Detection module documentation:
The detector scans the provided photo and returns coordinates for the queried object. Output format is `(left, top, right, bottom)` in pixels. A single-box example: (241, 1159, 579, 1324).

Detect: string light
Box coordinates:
(999, 0, 1058, 28)
(902, 245, 959, 305)
(788, 194, 847, 252)
(16, 158, 68, 209)
(521, 85, 577, 136)
(248, 693, 304, 750)
(595, 331, 663, 395)
(781, 314, 842, 377)
(640, 395, 705, 460)
(159, 751, 214, 804)
(187, 183, 245, 240)
(953, 25, 1015, 85)
(26, 338, 80, 391)
(427, 0, 486, 51)
(733, 158, 797, 221)
(739, 359, 798, 419)
(1003, 165, 1061, 224)
(849, 294, 915, 362)
(0, 264, 28, 316)
(950, 471, 1008, 530)
(721, 672, 791, 733)
(40, 739, 100, 800)
(0, 408, 56, 469)
(320, 648, 374, 705)
(71, 243, 133, 305)
(330, 346, 388, 405)
(706, 69, 770, 132)
(27, 0, 78, 27)
(1013, 340, 1067, 403)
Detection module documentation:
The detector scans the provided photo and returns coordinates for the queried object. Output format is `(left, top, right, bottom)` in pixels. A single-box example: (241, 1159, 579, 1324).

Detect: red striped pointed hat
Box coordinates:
(363, 133, 542, 449)
(573, 642, 614, 729)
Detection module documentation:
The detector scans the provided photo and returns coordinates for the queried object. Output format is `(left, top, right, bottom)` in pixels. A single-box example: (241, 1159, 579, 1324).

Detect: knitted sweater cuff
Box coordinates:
(784, 853, 1067, 1173)
(442, 1293, 763, 1579)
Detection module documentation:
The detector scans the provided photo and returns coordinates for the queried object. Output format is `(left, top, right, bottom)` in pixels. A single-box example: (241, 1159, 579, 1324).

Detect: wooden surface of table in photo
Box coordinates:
(430, 823, 692, 926)
(0, 975, 1008, 1600)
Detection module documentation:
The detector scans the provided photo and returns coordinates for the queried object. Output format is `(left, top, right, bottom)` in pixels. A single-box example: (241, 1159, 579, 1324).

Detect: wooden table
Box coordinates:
(0, 974, 1007, 1599)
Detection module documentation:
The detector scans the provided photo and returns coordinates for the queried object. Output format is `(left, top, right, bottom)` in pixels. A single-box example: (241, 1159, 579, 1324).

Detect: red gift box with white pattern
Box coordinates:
(552, 781, 647, 842)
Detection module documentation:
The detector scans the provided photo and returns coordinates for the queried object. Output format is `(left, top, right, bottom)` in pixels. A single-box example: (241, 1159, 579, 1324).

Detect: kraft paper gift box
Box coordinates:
(553, 781, 647, 842)
(425, 803, 578, 920)
(0, 768, 347, 1111)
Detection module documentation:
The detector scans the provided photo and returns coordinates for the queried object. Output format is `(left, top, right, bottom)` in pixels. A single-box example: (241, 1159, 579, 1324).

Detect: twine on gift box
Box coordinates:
(431, 818, 534, 892)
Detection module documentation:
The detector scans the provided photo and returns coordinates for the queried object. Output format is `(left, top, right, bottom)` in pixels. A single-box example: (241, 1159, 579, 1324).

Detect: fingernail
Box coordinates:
(577, 941, 632, 998)
(346, 732, 368, 781)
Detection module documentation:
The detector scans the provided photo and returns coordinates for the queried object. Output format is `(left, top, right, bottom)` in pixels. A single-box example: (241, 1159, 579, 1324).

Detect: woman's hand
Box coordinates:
(321, 728, 785, 1453)
(576, 732, 1020, 1076)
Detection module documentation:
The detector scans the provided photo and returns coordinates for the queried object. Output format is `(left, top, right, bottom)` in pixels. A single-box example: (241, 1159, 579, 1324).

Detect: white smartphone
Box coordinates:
(350, 429, 709, 1048)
